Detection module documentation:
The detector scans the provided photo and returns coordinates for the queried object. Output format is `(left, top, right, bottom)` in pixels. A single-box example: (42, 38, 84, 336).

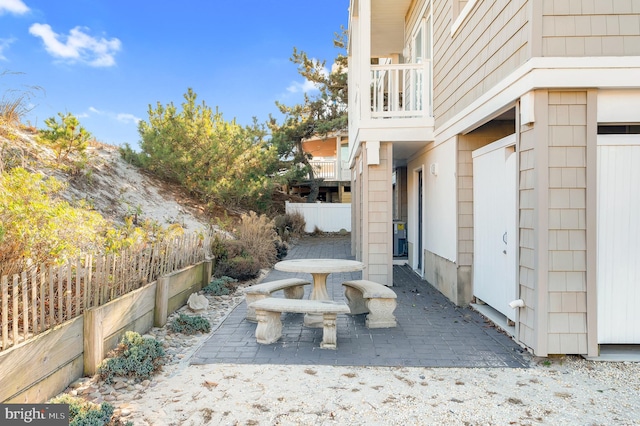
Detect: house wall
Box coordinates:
(545, 90, 593, 355)
(541, 1, 640, 57)
(364, 143, 394, 285)
(518, 107, 540, 352)
(432, 0, 530, 128)
(518, 89, 597, 356)
(407, 139, 458, 300)
(303, 137, 338, 157)
(350, 142, 393, 284)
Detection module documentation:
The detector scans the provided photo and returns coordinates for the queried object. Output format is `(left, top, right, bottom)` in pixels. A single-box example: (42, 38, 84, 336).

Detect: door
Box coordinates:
(472, 135, 517, 322)
(597, 134, 640, 343)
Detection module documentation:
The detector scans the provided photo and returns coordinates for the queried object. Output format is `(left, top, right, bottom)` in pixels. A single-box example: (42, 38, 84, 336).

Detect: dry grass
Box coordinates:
(235, 211, 279, 268)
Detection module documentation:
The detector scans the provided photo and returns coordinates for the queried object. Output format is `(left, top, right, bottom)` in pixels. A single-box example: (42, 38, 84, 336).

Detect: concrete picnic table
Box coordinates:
(274, 258, 365, 326)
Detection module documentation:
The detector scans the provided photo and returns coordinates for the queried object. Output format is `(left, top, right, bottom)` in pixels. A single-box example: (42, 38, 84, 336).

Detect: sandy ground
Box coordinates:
(125, 358, 640, 426)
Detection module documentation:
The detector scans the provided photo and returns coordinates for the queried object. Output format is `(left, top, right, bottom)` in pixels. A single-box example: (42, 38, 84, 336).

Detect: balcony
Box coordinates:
(370, 61, 431, 119)
(310, 159, 350, 181)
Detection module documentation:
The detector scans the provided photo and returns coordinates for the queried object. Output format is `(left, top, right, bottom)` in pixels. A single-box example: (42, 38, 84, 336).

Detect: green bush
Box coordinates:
(215, 255, 260, 281)
(97, 331, 165, 384)
(169, 313, 211, 334)
(0, 167, 109, 276)
(38, 112, 91, 162)
(202, 276, 237, 296)
(49, 394, 129, 426)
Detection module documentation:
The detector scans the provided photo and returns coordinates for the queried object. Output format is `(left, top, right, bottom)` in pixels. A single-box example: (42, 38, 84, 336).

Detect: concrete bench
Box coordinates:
(248, 298, 350, 349)
(342, 280, 398, 328)
(244, 278, 311, 322)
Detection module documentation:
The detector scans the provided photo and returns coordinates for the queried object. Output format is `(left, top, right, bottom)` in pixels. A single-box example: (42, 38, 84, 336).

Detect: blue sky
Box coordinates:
(0, 0, 348, 148)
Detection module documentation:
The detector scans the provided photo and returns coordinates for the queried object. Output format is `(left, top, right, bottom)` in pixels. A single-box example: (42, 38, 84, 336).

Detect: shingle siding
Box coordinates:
(542, 0, 640, 56)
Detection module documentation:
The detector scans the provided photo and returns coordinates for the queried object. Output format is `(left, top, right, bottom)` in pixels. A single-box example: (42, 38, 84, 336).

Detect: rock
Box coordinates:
(187, 293, 209, 311)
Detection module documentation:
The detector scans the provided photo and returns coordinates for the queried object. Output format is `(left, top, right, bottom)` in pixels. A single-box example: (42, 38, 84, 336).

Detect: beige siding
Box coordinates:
(542, 0, 640, 56)
(518, 117, 538, 350)
(360, 142, 393, 285)
(545, 91, 589, 354)
(433, 0, 531, 127)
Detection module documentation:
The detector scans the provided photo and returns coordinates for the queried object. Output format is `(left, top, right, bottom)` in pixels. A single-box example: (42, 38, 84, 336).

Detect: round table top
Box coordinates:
(274, 259, 365, 274)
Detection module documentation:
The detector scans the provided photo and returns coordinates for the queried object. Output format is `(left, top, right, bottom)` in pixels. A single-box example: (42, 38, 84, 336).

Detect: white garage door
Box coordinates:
(597, 134, 640, 344)
(472, 135, 517, 322)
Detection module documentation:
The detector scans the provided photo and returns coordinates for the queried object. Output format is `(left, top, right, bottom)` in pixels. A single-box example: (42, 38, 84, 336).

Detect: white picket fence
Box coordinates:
(286, 201, 351, 233)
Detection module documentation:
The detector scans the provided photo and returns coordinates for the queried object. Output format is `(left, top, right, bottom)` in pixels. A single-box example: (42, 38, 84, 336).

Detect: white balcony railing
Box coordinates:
(370, 61, 431, 119)
(310, 159, 350, 181)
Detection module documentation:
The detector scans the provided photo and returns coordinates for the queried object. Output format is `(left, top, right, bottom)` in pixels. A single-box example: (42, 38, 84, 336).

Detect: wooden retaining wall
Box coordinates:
(0, 259, 212, 403)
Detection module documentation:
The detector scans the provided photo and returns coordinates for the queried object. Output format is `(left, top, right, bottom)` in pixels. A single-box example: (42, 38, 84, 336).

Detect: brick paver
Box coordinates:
(191, 235, 528, 368)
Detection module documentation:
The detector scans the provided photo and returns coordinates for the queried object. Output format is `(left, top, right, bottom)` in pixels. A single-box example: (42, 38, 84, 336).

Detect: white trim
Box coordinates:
(451, 0, 479, 37)
(435, 56, 640, 146)
(471, 133, 516, 158)
(597, 134, 640, 147)
(598, 89, 640, 123)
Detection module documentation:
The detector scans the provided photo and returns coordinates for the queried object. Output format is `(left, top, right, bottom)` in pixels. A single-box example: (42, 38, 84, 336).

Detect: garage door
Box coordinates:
(472, 134, 517, 322)
(597, 134, 640, 344)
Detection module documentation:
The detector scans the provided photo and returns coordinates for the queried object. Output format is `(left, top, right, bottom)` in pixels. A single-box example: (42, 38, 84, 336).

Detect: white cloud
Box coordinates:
(0, 0, 29, 15)
(82, 106, 141, 125)
(28, 23, 121, 67)
(0, 37, 15, 61)
(116, 113, 141, 125)
(286, 79, 319, 94)
(285, 62, 330, 94)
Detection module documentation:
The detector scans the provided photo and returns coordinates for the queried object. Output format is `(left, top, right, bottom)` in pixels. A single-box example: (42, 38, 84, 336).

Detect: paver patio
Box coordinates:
(191, 235, 528, 368)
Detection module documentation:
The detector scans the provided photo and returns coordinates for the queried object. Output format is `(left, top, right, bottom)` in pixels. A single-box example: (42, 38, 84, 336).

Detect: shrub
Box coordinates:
(97, 331, 165, 384)
(274, 211, 306, 241)
(0, 167, 109, 276)
(169, 313, 211, 334)
(202, 276, 237, 296)
(215, 255, 260, 281)
(38, 112, 91, 162)
(275, 239, 288, 260)
(48, 394, 129, 426)
(234, 211, 279, 268)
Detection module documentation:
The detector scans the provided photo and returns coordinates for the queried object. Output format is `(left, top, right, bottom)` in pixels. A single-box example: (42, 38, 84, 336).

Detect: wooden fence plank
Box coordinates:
(31, 270, 38, 337)
(66, 263, 72, 320)
(57, 265, 63, 325)
(12, 275, 19, 345)
(39, 266, 45, 334)
(76, 258, 82, 315)
(48, 265, 55, 327)
(2, 275, 8, 350)
(84, 255, 92, 309)
(21, 272, 28, 341)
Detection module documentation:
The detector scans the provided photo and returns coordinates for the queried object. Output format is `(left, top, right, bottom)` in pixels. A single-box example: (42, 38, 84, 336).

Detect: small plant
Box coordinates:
(169, 313, 211, 334)
(312, 225, 323, 236)
(119, 142, 144, 167)
(49, 394, 131, 426)
(203, 276, 237, 296)
(38, 112, 91, 162)
(97, 331, 165, 384)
